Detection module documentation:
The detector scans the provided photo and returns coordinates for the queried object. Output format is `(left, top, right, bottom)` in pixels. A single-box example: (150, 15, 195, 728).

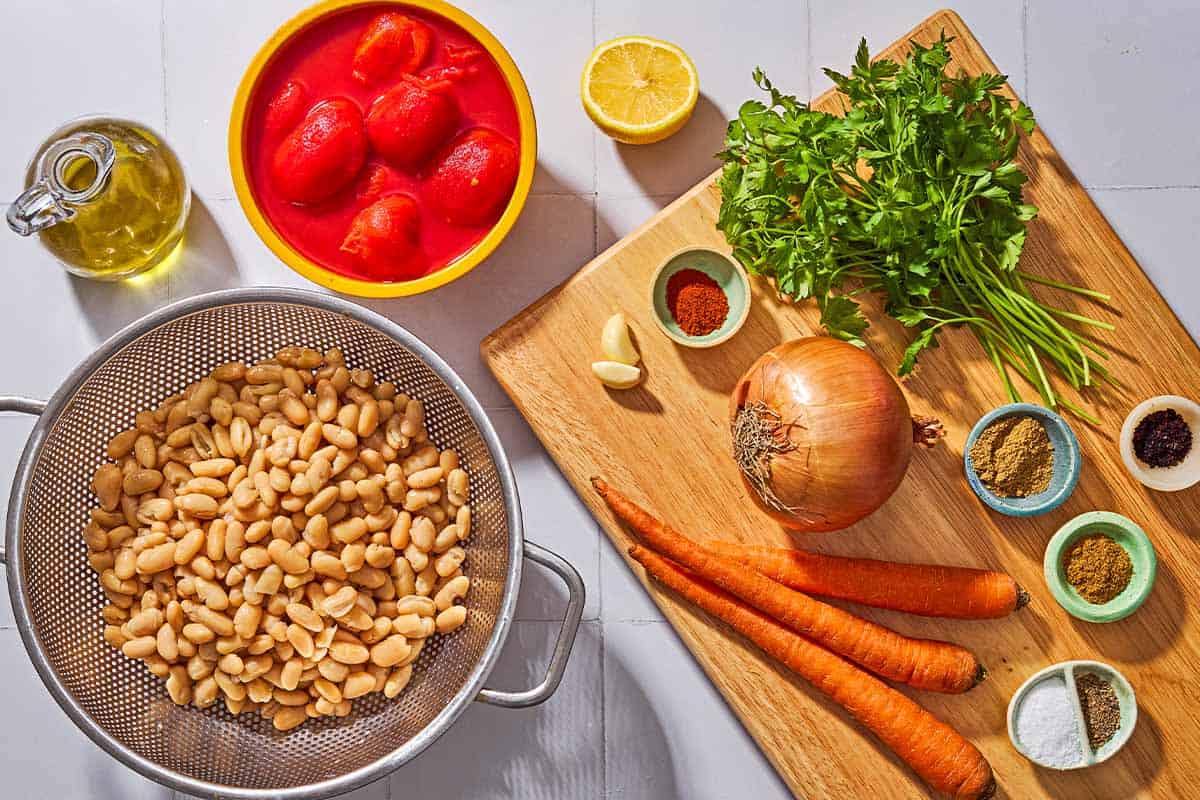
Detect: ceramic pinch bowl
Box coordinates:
(1007, 660, 1138, 770)
(1044, 511, 1157, 623)
(963, 402, 1081, 516)
(1118, 395, 1200, 491)
(649, 247, 751, 348)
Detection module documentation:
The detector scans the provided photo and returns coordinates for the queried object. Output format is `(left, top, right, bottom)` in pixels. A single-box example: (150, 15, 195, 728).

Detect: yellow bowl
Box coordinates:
(229, 0, 536, 297)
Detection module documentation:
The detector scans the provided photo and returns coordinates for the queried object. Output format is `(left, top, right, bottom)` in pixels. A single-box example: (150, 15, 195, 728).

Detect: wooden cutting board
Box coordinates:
(482, 10, 1198, 799)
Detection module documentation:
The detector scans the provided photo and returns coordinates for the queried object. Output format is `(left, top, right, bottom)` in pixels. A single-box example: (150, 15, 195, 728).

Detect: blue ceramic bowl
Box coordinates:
(964, 403, 1081, 517)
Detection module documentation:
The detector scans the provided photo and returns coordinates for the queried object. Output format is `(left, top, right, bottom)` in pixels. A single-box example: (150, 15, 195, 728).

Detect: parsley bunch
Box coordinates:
(717, 35, 1113, 421)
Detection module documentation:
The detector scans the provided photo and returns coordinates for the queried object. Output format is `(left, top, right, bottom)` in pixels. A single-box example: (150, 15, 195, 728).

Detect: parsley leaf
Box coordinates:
(716, 33, 1113, 418)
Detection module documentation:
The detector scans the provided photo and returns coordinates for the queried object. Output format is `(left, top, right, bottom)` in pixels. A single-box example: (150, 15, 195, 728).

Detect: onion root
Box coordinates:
(732, 400, 799, 515)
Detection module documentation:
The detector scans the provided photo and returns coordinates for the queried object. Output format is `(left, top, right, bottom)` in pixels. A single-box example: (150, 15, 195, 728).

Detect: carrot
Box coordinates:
(630, 545, 995, 800)
(706, 542, 1028, 619)
(593, 478, 983, 694)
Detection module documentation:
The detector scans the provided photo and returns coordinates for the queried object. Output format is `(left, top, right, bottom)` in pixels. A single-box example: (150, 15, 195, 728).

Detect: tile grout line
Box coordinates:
(161, 0, 172, 305)
(160, 0, 169, 133)
(208, 190, 673, 203)
(591, 0, 599, 258)
(598, 616, 607, 800)
(1085, 184, 1200, 191)
(805, 0, 813, 101)
(1022, 0, 1030, 105)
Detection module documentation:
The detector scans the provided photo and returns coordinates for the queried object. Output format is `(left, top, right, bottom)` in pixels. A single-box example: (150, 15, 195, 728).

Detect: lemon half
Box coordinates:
(581, 36, 699, 145)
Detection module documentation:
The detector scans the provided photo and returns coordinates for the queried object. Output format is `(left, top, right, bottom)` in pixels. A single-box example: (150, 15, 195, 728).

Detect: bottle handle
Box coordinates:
(6, 132, 115, 236)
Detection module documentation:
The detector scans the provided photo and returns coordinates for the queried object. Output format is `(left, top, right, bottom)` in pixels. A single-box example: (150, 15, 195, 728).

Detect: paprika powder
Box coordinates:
(666, 268, 729, 336)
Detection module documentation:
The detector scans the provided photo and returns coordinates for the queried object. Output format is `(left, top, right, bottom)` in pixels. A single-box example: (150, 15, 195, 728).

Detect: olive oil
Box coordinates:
(7, 117, 189, 280)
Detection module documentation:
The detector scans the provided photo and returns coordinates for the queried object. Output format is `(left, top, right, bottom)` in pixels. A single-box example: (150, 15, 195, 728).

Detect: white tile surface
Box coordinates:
(594, 0, 808, 198)
(604, 621, 792, 800)
(1091, 188, 1200, 342)
(1028, 0, 1200, 188)
(388, 620, 603, 798)
(0, 629, 173, 800)
(810, 1, 1026, 98)
(600, 541, 664, 622)
(491, 409, 601, 622)
(0, 0, 165, 194)
(596, 192, 675, 253)
(463, 0, 597, 195)
(163, 0, 320, 202)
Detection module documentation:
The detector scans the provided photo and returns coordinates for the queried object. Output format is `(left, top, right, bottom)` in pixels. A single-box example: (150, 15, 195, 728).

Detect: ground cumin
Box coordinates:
(968, 415, 1054, 497)
(1064, 534, 1132, 604)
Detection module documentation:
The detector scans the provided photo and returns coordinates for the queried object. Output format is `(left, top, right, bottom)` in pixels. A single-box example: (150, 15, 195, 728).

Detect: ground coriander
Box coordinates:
(968, 415, 1054, 497)
(1064, 534, 1132, 604)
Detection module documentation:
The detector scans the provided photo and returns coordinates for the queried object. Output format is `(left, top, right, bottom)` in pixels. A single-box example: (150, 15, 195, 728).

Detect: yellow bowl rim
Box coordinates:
(228, 0, 537, 298)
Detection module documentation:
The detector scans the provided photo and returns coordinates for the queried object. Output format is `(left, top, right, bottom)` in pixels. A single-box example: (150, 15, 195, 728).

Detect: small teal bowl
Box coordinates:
(1044, 511, 1157, 623)
(649, 247, 751, 348)
(964, 403, 1081, 517)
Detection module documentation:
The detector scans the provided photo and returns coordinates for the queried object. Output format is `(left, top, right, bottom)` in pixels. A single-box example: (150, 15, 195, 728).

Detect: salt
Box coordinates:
(1014, 676, 1085, 768)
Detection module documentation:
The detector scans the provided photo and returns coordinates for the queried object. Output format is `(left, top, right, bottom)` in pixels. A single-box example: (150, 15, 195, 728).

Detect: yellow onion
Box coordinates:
(730, 337, 937, 532)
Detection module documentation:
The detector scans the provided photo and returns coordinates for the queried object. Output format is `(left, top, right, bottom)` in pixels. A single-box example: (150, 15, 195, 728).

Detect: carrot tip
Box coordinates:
(973, 663, 988, 688)
(1015, 584, 1031, 610)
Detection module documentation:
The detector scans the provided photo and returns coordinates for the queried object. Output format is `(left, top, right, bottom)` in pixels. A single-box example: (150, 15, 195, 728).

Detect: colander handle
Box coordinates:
(0, 396, 47, 565)
(476, 540, 585, 709)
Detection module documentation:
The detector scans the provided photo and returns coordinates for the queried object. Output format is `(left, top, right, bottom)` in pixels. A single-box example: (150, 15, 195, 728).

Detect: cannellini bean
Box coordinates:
(86, 351, 472, 729)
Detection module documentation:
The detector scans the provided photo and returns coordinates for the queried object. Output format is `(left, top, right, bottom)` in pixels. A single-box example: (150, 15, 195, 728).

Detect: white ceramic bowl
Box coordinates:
(1007, 660, 1137, 770)
(1118, 395, 1200, 491)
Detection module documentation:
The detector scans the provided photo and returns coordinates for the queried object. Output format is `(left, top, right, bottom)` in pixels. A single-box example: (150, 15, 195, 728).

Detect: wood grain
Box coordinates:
(482, 10, 1197, 799)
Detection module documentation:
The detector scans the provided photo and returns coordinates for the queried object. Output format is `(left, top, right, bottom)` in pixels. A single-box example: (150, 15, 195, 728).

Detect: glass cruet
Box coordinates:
(7, 116, 191, 280)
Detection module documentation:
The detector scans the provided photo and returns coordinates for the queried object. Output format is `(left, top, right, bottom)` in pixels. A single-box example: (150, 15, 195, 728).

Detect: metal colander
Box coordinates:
(0, 288, 583, 799)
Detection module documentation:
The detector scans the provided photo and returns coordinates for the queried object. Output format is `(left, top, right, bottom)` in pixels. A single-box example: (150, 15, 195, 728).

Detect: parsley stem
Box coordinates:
(1041, 307, 1115, 331)
(1017, 271, 1112, 302)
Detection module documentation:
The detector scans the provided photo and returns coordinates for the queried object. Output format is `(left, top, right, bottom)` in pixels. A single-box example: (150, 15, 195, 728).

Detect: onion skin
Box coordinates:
(730, 337, 913, 532)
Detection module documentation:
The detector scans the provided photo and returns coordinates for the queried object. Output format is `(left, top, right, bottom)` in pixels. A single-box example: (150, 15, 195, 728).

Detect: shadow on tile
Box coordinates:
(389, 620, 604, 797)
(514, 551, 585, 622)
(68, 195, 238, 340)
(531, 159, 585, 195)
(603, 624, 683, 798)
(166, 194, 242, 299)
(82, 752, 172, 800)
(611, 93, 725, 196)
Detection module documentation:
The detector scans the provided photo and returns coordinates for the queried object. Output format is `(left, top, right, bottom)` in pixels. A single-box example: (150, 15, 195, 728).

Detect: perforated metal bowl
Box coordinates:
(0, 288, 584, 799)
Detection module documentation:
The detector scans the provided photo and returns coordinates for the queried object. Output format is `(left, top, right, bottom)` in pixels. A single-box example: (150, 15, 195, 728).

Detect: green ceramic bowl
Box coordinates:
(649, 247, 751, 348)
(1007, 660, 1137, 769)
(1044, 511, 1157, 623)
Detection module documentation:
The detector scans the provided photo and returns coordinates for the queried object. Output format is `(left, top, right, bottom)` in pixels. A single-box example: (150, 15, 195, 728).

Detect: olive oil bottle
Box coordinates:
(7, 117, 190, 280)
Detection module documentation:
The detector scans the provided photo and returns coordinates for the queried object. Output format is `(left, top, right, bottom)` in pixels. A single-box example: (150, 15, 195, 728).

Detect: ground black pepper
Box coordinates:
(1132, 409, 1192, 468)
(1076, 673, 1121, 749)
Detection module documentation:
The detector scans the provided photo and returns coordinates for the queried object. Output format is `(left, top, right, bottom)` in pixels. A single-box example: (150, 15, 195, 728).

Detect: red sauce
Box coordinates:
(246, 4, 521, 282)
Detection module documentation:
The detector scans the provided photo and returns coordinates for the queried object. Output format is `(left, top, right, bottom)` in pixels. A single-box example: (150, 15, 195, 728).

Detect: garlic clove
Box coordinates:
(591, 361, 642, 390)
(601, 313, 640, 365)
